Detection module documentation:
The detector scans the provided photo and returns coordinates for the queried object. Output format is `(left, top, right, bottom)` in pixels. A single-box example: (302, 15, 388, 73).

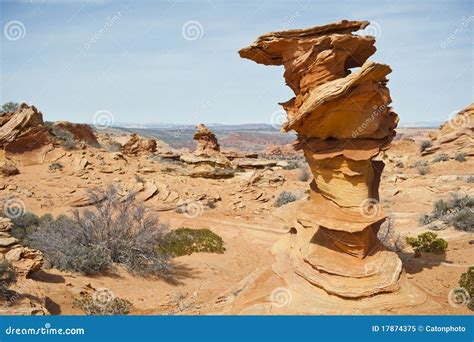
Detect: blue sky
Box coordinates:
(0, 0, 472, 125)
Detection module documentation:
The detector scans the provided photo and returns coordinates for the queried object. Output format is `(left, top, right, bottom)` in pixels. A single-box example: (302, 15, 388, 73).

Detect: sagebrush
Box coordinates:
(27, 185, 171, 278)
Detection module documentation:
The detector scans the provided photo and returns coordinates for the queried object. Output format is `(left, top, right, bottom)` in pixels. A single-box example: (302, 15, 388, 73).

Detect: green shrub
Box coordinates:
(420, 140, 433, 152)
(459, 266, 474, 311)
(455, 152, 466, 162)
(159, 228, 225, 257)
(0, 261, 16, 298)
(432, 154, 449, 163)
(73, 295, 131, 315)
(274, 191, 298, 207)
(0, 102, 19, 114)
(406, 232, 448, 256)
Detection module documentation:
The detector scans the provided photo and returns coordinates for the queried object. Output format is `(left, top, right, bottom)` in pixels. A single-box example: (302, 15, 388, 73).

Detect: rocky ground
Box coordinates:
(0, 103, 472, 315)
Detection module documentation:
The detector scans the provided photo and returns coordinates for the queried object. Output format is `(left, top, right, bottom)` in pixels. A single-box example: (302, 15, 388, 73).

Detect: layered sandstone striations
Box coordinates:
(423, 103, 474, 156)
(236, 20, 429, 311)
(0, 104, 52, 154)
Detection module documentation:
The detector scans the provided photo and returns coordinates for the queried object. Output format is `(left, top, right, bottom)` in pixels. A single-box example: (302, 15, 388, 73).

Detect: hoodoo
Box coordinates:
(234, 20, 433, 313)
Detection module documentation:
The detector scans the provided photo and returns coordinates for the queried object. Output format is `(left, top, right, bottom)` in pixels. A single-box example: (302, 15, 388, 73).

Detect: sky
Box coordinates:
(0, 0, 472, 126)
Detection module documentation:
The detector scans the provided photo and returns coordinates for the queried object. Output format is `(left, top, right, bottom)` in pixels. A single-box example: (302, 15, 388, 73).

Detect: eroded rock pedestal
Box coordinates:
(230, 20, 433, 313)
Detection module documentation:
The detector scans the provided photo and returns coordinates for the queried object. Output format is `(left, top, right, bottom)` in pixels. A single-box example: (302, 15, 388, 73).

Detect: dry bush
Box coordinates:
(419, 140, 432, 152)
(74, 295, 131, 315)
(29, 185, 171, 278)
(274, 191, 298, 207)
(0, 261, 16, 298)
(377, 216, 404, 252)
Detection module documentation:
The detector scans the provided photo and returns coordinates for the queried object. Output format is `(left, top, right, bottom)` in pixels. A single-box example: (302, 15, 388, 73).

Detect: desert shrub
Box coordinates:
(448, 209, 474, 231)
(0, 102, 19, 114)
(455, 152, 467, 162)
(414, 160, 428, 167)
(51, 126, 76, 150)
(73, 295, 131, 315)
(459, 266, 474, 296)
(274, 191, 298, 207)
(28, 185, 171, 277)
(458, 266, 474, 311)
(395, 160, 404, 168)
(406, 232, 448, 256)
(282, 161, 300, 170)
(419, 195, 474, 231)
(417, 164, 430, 175)
(105, 142, 122, 152)
(0, 261, 16, 298)
(159, 228, 225, 257)
(377, 216, 404, 252)
(467, 176, 474, 183)
(432, 154, 449, 163)
(9, 212, 44, 242)
(298, 166, 311, 181)
(48, 162, 63, 171)
(419, 140, 432, 152)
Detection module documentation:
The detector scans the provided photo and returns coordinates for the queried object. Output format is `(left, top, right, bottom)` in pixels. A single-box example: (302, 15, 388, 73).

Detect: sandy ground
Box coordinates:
(2, 132, 473, 315)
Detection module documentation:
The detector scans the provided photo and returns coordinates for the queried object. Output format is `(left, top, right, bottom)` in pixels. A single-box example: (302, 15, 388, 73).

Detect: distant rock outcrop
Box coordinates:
(121, 134, 157, 155)
(0, 104, 52, 154)
(180, 124, 234, 178)
(53, 121, 99, 146)
(422, 103, 474, 156)
(194, 124, 220, 154)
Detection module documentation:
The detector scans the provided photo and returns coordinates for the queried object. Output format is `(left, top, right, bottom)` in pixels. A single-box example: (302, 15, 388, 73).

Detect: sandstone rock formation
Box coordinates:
(235, 20, 428, 312)
(194, 124, 220, 154)
(180, 124, 234, 178)
(0, 217, 47, 315)
(52, 121, 99, 146)
(0, 103, 52, 154)
(121, 134, 157, 155)
(423, 103, 473, 156)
